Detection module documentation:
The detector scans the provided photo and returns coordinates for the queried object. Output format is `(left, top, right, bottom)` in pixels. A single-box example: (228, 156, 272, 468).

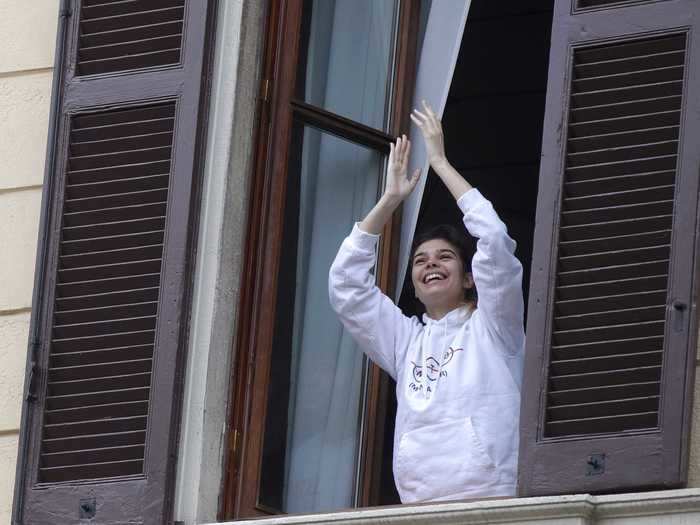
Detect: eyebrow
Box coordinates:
(413, 248, 457, 260)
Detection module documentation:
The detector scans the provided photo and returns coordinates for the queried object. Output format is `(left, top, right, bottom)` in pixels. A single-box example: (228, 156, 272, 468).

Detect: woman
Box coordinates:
(328, 102, 525, 503)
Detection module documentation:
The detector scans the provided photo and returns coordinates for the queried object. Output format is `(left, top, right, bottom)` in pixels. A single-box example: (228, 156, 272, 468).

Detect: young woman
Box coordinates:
(328, 102, 525, 503)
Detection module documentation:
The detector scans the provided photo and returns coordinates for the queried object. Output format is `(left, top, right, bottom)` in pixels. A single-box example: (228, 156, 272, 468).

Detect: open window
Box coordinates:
(227, 0, 700, 518)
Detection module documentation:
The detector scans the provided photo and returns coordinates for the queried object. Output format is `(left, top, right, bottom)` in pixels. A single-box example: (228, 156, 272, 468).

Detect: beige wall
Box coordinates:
(0, 1, 58, 522)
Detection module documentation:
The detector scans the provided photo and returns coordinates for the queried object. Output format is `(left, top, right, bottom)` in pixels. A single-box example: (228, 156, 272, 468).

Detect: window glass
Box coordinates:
(259, 123, 384, 513)
(297, 0, 398, 130)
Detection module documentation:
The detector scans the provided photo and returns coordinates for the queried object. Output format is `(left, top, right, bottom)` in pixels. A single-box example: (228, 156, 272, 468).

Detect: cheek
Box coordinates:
(411, 265, 422, 285)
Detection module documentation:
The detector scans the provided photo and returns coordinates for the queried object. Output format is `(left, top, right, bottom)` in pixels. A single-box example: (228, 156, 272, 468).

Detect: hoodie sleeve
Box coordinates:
(458, 188, 525, 354)
(329, 224, 419, 380)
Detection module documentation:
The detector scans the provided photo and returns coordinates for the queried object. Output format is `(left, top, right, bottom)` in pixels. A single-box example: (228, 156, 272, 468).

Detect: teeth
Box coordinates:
(425, 273, 444, 283)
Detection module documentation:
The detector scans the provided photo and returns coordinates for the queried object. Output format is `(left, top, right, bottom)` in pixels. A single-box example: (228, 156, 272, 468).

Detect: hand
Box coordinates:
(384, 134, 422, 201)
(410, 100, 447, 168)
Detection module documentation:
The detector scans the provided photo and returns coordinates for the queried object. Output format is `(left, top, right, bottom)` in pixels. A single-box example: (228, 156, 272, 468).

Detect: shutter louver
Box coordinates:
(545, 34, 685, 439)
(77, 0, 185, 76)
(38, 103, 174, 483)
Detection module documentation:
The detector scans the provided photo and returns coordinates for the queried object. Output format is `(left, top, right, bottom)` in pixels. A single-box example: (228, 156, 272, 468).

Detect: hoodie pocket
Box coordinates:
(395, 417, 496, 502)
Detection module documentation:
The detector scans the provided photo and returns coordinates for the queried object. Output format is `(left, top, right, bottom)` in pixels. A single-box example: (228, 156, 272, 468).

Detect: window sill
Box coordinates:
(211, 488, 700, 524)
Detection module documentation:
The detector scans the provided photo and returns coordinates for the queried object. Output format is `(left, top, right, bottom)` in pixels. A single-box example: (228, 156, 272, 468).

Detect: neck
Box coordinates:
(425, 300, 473, 321)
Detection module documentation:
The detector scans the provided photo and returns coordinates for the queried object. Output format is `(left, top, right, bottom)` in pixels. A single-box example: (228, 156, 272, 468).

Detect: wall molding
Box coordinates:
(209, 489, 700, 525)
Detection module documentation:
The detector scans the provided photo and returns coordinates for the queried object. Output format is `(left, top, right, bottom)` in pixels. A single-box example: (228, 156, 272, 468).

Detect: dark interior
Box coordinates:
(382, 0, 555, 504)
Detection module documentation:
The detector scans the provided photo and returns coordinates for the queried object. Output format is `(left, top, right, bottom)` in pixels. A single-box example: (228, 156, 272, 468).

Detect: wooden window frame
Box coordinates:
(221, 0, 420, 519)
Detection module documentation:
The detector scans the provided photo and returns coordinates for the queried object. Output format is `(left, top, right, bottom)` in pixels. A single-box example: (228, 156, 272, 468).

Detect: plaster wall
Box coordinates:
(0, 1, 58, 521)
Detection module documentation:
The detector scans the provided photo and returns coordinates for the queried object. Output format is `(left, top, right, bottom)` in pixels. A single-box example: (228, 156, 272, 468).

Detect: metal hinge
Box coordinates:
(260, 79, 271, 103)
(232, 429, 240, 455)
(26, 339, 41, 402)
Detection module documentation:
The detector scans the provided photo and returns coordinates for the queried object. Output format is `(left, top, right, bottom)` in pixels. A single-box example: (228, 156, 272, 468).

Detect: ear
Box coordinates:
(463, 272, 474, 290)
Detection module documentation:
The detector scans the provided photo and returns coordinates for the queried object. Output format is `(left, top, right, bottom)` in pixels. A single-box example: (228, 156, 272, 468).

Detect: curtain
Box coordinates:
(395, 0, 472, 299)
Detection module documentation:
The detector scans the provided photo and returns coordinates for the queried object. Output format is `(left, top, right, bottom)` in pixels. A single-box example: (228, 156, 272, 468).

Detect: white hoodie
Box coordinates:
(328, 188, 525, 503)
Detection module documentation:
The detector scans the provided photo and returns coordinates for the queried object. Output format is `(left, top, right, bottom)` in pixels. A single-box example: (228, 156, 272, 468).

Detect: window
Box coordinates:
(226, 0, 700, 518)
(223, 0, 421, 518)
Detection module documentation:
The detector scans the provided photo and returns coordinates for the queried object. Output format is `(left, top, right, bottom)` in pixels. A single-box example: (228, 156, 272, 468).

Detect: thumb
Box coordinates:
(408, 168, 422, 188)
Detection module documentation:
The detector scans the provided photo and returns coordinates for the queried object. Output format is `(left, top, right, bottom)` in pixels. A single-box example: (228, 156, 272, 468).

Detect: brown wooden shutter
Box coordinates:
(520, 0, 700, 495)
(13, 1, 214, 523)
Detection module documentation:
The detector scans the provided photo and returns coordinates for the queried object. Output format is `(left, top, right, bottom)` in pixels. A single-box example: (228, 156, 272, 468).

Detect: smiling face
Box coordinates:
(411, 238, 474, 318)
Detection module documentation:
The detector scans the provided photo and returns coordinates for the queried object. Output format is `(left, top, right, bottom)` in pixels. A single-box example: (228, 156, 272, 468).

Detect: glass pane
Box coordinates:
(297, 0, 398, 130)
(259, 124, 384, 514)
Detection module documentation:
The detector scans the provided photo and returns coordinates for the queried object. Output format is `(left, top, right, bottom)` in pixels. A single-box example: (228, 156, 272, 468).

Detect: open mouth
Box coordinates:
(423, 272, 446, 284)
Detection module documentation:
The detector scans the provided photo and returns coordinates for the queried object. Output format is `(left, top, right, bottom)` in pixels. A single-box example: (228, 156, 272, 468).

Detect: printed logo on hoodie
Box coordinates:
(408, 346, 463, 398)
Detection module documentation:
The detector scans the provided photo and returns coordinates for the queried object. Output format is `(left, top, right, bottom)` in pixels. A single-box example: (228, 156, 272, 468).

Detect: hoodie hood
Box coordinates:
(422, 303, 474, 328)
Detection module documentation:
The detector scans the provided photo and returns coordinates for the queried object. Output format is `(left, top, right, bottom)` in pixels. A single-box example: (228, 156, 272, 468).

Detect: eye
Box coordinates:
(440, 253, 453, 260)
(413, 258, 425, 266)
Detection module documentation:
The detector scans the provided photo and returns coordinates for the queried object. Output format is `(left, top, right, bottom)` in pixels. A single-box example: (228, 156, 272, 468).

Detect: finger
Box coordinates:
(389, 141, 394, 159)
(413, 109, 428, 121)
(422, 99, 435, 116)
(404, 138, 411, 163)
(410, 113, 424, 127)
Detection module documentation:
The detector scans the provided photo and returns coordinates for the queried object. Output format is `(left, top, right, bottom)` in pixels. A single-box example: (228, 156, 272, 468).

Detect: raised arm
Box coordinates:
(410, 100, 472, 200)
(459, 190, 525, 351)
(412, 101, 524, 351)
(329, 135, 423, 379)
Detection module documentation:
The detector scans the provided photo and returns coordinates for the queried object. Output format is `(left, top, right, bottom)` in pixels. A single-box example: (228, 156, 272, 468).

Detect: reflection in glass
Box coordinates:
(260, 124, 383, 513)
(297, 0, 398, 130)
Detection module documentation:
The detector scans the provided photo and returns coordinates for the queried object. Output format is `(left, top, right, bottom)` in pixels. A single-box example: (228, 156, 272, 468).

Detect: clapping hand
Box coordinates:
(410, 100, 447, 169)
(384, 134, 422, 201)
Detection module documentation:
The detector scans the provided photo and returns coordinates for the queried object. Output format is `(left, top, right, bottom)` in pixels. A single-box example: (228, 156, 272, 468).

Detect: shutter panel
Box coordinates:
(14, 1, 214, 523)
(520, 0, 700, 495)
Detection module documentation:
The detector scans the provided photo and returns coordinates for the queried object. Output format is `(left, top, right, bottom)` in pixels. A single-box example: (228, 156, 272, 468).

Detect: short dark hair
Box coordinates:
(410, 223, 477, 304)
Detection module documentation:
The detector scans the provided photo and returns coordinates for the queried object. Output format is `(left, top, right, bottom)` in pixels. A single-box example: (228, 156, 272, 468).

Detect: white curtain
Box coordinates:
(395, 0, 472, 299)
(282, 0, 395, 513)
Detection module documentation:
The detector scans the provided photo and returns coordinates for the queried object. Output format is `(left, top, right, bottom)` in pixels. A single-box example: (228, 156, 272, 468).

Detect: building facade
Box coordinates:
(3, 0, 700, 524)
